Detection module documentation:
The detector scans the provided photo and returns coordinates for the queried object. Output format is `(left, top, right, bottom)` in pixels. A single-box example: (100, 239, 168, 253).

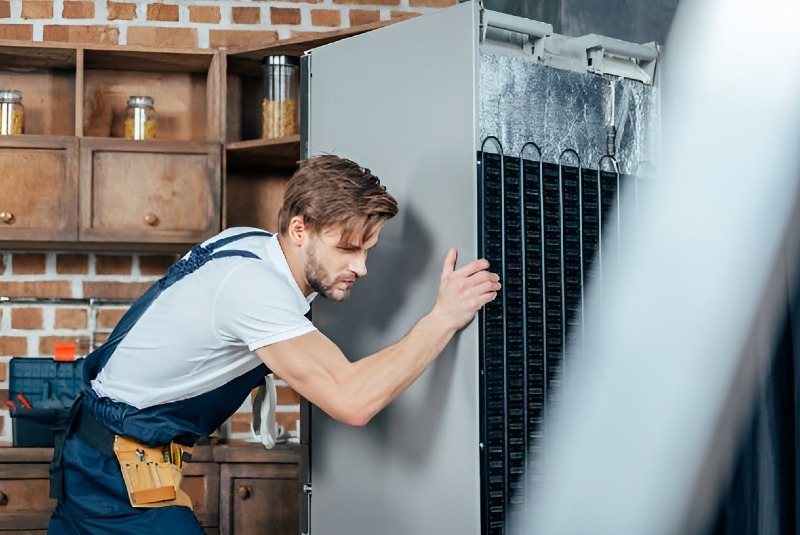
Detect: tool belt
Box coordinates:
(73, 404, 194, 509)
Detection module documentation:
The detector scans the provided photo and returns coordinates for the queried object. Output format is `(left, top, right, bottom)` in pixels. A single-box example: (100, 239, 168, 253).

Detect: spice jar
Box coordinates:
(0, 90, 24, 135)
(261, 56, 299, 139)
(124, 96, 157, 140)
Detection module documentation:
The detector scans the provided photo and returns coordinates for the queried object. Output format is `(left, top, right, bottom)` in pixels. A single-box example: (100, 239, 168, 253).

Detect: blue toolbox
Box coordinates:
(8, 357, 85, 447)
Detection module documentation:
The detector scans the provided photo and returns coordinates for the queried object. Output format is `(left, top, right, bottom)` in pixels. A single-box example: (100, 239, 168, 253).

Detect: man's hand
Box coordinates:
(433, 248, 501, 332)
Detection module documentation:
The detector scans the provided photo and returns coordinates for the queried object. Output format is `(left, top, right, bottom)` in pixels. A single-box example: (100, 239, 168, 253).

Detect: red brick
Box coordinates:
(56, 253, 88, 274)
(107, 1, 137, 21)
(311, 9, 340, 27)
(230, 411, 252, 434)
(333, 0, 399, 4)
(83, 281, 151, 299)
(22, 0, 53, 19)
(43, 24, 120, 44)
(189, 5, 220, 24)
(62, 0, 94, 18)
(39, 335, 90, 357)
(209, 29, 278, 48)
(55, 308, 87, 330)
(349, 9, 380, 26)
(276, 411, 299, 431)
(96, 255, 132, 275)
(146, 3, 178, 22)
(390, 10, 421, 20)
(1, 281, 72, 298)
(0, 254, 5, 274)
(232, 6, 260, 25)
(276, 385, 300, 405)
(0, 415, 4, 436)
(0, 361, 7, 382)
(12, 253, 46, 275)
(0, 389, 7, 407)
(97, 308, 127, 330)
(11, 308, 43, 330)
(0, 2, 10, 18)
(92, 332, 109, 350)
(139, 254, 179, 276)
(0, 336, 27, 356)
(270, 7, 301, 25)
(0, 24, 34, 39)
(409, 0, 456, 6)
(127, 26, 197, 48)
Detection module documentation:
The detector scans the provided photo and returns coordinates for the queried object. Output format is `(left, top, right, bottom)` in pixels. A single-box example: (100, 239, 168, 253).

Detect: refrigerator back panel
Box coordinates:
(476, 38, 658, 534)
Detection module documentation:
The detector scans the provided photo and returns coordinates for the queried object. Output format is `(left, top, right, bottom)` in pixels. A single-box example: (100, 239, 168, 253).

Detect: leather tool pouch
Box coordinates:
(113, 435, 193, 509)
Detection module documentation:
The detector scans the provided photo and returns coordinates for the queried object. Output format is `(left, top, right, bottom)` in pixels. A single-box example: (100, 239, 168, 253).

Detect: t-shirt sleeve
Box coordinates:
(214, 261, 317, 351)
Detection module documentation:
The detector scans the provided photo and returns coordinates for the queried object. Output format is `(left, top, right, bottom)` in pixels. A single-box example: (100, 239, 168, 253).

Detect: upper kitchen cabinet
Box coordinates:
(78, 46, 223, 245)
(222, 22, 390, 232)
(0, 40, 223, 249)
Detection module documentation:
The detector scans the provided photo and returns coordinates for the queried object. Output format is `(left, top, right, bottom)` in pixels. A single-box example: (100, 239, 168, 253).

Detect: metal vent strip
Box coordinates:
(479, 137, 508, 535)
(478, 140, 632, 534)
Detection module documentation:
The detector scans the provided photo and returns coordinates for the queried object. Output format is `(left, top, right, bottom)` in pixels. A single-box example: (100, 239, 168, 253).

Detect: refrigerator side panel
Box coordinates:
(306, 3, 480, 534)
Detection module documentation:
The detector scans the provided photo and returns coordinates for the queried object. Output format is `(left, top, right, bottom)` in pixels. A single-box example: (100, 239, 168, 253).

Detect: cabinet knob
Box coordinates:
(143, 212, 159, 227)
(236, 485, 251, 500)
(0, 491, 7, 506)
(0, 212, 14, 225)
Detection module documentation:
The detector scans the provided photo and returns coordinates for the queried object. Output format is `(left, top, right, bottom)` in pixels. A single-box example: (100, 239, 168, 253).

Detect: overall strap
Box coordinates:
(82, 230, 272, 386)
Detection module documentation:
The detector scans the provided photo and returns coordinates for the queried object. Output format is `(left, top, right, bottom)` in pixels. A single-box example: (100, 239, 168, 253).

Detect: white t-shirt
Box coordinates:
(91, 228, 317, 409)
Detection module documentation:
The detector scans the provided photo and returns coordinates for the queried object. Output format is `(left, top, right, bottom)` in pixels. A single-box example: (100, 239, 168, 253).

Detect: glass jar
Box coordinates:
(261, 55, 299, 139)
(0, 90, 24, 135)
(124, 96, 157, 140)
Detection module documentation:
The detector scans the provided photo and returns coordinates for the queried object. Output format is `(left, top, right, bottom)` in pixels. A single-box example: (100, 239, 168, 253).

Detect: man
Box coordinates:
(48, 155, 500, 533)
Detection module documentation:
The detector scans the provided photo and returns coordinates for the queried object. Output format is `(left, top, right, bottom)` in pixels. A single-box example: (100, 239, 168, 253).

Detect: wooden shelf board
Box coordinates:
(83, 47, 215, 73)
(0, 41, 77, 69)
(226, 136, 300, 168)
(226, 21, 394, 76)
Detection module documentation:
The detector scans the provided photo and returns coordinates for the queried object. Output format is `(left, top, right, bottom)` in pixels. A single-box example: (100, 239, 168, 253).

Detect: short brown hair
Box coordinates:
(278, 155, 399, 243)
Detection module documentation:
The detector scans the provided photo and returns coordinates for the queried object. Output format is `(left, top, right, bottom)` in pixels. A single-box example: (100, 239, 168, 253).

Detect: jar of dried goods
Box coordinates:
(124, 96, 157, 140)
(0, 90, 24, 135)
(261, 55, 299, 139)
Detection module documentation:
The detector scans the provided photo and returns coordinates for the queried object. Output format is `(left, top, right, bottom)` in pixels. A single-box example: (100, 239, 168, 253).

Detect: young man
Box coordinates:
(48, 155, 500, 534)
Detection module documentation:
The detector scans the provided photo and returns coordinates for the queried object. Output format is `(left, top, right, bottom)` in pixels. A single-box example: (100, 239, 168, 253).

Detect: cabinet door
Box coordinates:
(181, 462, 220, 531)
(0, 136, 78, 242)
(0, 463, 55, 531)
(220, 463, 300, 535)
(79, 138, 221, 244)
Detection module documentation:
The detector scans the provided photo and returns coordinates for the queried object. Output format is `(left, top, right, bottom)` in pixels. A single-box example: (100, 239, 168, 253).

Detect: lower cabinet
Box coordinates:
(0, 444, 300, 534)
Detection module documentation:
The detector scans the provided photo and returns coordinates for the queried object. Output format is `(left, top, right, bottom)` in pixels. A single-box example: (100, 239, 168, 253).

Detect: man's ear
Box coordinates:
(287, 215, 306, 246)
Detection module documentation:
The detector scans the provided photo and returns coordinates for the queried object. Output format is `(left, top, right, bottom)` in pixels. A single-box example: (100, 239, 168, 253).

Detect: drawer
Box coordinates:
(0, 463, 55, 531)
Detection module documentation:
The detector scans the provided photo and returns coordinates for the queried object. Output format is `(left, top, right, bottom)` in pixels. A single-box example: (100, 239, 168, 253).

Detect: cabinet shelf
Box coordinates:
(226, 135, 300, 169)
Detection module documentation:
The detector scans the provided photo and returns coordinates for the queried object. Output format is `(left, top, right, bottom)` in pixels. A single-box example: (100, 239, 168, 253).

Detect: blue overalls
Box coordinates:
(48, 230, 272, 534)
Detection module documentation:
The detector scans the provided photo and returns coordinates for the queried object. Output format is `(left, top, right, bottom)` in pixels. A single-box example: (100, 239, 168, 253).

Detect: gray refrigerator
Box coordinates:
(300, 2, 660, 533)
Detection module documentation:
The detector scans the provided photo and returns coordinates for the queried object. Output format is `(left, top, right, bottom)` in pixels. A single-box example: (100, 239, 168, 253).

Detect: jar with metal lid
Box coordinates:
(124, 96, 157, 140)
(261, 55, 299, 139)
(0, 90, 24, 135)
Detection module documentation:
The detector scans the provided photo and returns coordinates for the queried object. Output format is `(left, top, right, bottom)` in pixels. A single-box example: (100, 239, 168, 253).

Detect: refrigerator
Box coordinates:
(300, 2, 660, 533)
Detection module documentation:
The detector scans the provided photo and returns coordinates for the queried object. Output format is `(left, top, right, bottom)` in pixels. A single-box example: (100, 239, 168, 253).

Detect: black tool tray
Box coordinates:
(9, 357, 85, 447)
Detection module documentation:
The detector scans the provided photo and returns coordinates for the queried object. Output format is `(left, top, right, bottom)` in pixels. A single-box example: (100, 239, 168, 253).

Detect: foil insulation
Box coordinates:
(479, 48, 658, 175)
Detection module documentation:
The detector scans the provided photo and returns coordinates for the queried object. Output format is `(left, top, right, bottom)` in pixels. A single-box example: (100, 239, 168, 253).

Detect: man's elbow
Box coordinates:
(332, 404, 375, 427)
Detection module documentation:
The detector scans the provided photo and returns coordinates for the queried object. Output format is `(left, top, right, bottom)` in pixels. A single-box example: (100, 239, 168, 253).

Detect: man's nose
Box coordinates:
(350, 254, 367, 277)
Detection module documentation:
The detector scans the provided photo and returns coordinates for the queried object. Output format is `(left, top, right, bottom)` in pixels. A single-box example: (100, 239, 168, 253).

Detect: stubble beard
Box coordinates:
(305, 246, 351, 302)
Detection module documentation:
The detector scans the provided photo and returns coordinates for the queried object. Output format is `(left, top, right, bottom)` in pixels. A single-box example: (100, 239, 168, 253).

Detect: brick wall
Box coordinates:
(0, 0, 456, 48)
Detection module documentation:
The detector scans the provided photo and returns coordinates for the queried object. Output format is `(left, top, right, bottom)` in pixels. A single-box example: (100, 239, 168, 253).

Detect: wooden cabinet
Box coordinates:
(216, 445, 300, 535)
(0, 444, 299, 535)
(0, 42, 223, 249)
(0, 136, 79, 242)
(0, 448, 53, 533)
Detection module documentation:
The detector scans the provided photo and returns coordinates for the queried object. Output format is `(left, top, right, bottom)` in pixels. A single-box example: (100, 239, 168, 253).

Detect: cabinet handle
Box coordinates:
(143, 213, 159, 227)
(236, 485, 251, 500)
(0, 491, 7, 506)
(0, 212, 15, 225)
